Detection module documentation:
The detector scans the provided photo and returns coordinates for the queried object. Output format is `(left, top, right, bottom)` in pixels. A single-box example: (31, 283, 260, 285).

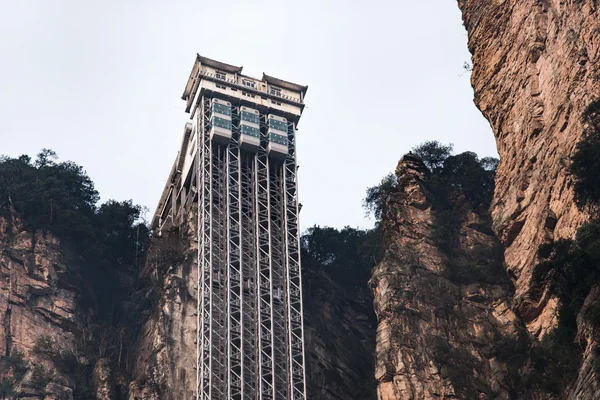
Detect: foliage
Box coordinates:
(410, 141, 498, 210)
(4, 351, 27, 380)
(363, 173, 397, 221)
(528, 329, 581, 395)
(0, 150, 149, 323)
(301, 225, 383, 286)
(570, 99, 600, 210)
(30, 365, 50, 391)
(412, 141, 454, 171)
(532, 219, 600, 329)
(408, 142, 501, 284)
(33, 335, 55, 357)
(582, 98, 600, 133)
(0, 351, 28, 400)
(0, 149, 98, 238)
(363, 142, 500, 286)
(0, 150, 150, 398)
(437, 151, 497, 209)
(31, 335, 95, 398)
(0, 378, 15, 399)
(529, 218, 600, 393)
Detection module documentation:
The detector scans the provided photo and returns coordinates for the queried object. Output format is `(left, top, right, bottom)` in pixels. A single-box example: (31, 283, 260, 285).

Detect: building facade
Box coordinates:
(152, 55, 307, 400)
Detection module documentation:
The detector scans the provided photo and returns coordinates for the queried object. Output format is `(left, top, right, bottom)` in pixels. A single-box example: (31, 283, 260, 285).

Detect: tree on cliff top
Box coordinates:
(412, 141, 453, 171)
(0, 150, 149, 323)
(363, 141, 498, 223)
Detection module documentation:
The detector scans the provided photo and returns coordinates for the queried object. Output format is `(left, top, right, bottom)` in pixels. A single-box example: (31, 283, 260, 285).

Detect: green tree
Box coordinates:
(301, 226, 383, 285)
(570, 99, 600, 210)
(412, 141, 453, 171)
(438, 151, 497, 209)
(363, 173, 397, 221)
(0, 151, 148, 323)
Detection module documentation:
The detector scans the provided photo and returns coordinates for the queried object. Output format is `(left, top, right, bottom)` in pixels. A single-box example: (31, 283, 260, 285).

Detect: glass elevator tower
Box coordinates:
(153, 55, 307, 400)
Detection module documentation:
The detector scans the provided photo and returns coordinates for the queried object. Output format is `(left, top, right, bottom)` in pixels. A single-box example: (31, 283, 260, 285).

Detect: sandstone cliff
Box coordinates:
(0, 207, 114, 399)
(458, 0, 600, 337)
(370, 154, 523, 399)
(304, 263, 377, 399)
(457, 0, 600, 398)
(128, 211, 197, 400)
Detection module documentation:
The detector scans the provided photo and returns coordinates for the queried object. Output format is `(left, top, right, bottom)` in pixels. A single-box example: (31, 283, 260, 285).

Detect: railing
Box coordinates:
(199, 69, 303, 104)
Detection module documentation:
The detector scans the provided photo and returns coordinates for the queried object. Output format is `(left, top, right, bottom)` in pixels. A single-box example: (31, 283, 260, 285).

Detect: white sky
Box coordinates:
(0, 1, 496, 230)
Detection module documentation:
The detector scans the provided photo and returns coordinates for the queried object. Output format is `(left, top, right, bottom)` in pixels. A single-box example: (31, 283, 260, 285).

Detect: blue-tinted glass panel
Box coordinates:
(268, 119, 287, 132)
(212, 103, 232, 116)
(241, 111, 260, 124)
(241, 125, 260, 138)
(268, 133, 288, 146)
(212, 116, 232, 130)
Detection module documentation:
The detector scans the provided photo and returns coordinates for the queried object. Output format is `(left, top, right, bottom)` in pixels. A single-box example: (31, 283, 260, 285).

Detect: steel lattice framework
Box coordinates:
(196, 95, 307, 400)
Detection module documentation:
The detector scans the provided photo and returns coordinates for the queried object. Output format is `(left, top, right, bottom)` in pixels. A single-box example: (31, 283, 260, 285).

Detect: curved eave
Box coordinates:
(262, 73, 308, 98)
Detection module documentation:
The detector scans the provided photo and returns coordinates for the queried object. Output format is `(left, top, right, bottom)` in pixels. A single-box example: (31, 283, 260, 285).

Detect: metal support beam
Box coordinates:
(196, 95, 307, 400)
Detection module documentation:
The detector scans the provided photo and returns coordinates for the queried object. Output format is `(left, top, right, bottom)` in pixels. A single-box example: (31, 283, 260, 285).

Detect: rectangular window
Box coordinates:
(268, 118, 288, 132)
(268, 132, 288, 146)
(271, 100, 282, 106)
(241, 125, 260, 138)
(211, 103, 232, 116)
(241, 111, 260, 124)
(269, 86, 282, 97)
(216, 83, 227, 90)
(211, 116, 232, 130)
(242, 79, 256, 89)
(215, 71, 226, 80)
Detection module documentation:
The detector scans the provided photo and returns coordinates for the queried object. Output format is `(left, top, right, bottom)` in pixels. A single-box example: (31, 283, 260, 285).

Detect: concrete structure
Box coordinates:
(152, 54, 307, 400)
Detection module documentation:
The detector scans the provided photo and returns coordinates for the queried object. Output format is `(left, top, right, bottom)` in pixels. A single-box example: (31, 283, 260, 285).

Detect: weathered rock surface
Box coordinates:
(370, 155, 522, 400)
(304, 267, 377, 400)
(0, 209, 79, 399)
(458, 0, 600, 337)
(128, 211, 197, 400)
(457, 1, 600, 398)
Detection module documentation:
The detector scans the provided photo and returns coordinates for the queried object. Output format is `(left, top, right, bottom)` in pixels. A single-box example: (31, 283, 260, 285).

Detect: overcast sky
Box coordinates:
(0, 1, 496, 230)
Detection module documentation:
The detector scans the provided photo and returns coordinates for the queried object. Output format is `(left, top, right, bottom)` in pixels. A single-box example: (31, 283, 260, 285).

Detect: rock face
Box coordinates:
(370, 155, 522, 400)
(458, 0, 600, 337)
(304, 266, 377, 400)
(0, 209, 80, 399)
(128, 211, 198, 400)
(457, 1, 600, 398)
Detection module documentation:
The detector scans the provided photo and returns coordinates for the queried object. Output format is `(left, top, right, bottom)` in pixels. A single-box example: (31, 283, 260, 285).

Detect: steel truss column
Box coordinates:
(255, 129, 276, 400)
(269, 162, 290, 400)
(240, 154, 258, 400)
(198, 98, 213, 400)
(211, 143, 228, 398)
(197, 94, 307, 400)
(283, 123, 307, 400)
(226, 110, 243, 399)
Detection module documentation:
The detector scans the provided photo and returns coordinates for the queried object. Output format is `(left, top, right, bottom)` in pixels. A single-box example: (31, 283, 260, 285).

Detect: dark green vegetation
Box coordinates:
(529, 98, 600, 393)
(0, 150, 149, 398)
(0, 352, 27, 399)
(301, 226, 383, 285)
(301, 226, 382, 400)
(414, 141, 498, 211)
(366, 141, 500, 284)
(570, 99, 600, 210)
(0, 149, 149, 322)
